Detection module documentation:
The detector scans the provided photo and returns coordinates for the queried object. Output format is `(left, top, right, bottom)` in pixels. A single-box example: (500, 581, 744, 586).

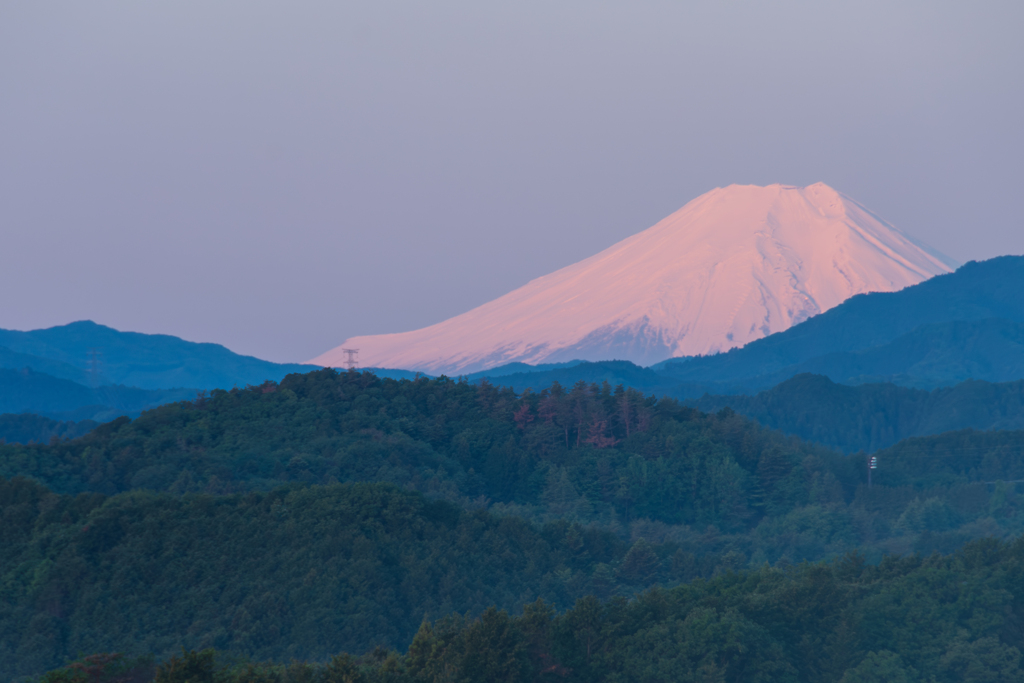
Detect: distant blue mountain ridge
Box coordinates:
(0, 320, 320, 423)
(0, 367, 195, 422)
(3, 255, 1024, 446)
(0, 320, 318, 391)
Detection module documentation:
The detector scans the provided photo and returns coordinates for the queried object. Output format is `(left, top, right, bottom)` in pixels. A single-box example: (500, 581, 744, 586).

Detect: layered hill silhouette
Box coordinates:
(0, 367, 196, 422)
(316, 183, 953, 374)
(0, 321, 319, 420)
(0, 412, 99, 445)
(0, 320, 316, 391)
(691, 373, 1024, 453)
(7, 368, 1024, 677)
(466, 368, 1024, 455)
(5, 257, 1024, 451)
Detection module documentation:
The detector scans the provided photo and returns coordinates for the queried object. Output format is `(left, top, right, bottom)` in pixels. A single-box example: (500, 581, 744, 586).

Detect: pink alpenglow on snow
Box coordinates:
(313, 183, 957, 374)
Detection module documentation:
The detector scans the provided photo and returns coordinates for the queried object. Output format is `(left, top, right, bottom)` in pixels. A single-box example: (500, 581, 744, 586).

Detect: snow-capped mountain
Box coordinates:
(313, 183, 957, 374)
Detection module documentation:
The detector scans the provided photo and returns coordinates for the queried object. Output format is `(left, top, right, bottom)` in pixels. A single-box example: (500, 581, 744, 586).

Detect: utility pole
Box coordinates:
(341, 349, 359, 371)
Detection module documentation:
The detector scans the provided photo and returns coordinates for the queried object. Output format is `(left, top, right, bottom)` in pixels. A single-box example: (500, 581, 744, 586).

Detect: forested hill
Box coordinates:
(5, 369, 1024, 565)
(472, 359, 700, 398)
(0, 413, 98, 445)
(1, 478, 655, 677)
(8, 368, 1024, 678)
(0, 369, 844, 534)
(41, 537, 1024, 683)
(691, 373, 1024, 452)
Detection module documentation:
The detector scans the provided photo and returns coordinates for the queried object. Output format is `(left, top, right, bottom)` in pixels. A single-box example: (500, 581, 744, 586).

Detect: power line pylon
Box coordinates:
(341, 348, 359, 371)
(87, 348, 103, 388)
(86, 347, 125, 412)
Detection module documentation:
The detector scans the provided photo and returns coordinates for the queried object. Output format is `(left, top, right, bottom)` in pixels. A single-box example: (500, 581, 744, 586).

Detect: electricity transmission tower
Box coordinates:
(341, 349, 359, 371)
(87, 348, 103, 388)
(86, 347, 125, 413)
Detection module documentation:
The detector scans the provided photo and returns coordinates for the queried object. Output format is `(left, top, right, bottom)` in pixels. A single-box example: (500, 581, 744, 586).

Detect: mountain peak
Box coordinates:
(314, 183, 956, 374)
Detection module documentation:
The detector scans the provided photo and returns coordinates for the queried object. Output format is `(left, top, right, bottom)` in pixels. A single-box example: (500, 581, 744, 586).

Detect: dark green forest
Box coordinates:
(691, 373, 1024, 452)
(7, 370, 1024, 565)
(0, 413, 99, 446)
(35, 537, 1024, 683)
(8, 368, 1024, 679)
(2, 478, 646, 677)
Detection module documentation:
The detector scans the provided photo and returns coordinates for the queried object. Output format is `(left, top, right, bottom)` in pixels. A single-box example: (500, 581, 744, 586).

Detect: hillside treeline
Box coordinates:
(0, 369, 853, 533)
(4, 370, 1024, 565)
(0, 366, 197, 423)
(0, 412, 99, 445)
(4, 478, 663, 678)
(691, 373, 1024, 452)
(36, 537, 1024, 683)
(7, 369, 1024, 677)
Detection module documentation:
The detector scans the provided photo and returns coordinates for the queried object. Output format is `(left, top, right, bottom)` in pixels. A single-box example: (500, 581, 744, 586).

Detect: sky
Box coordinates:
(1, 1, 1022, 363)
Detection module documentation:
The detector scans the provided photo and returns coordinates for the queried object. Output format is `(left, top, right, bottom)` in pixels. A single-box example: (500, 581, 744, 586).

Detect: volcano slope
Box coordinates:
(315, 183, 953, 374)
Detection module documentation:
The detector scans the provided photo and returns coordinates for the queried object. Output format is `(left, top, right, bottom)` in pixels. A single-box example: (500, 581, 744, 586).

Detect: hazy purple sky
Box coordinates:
(2, 1, 1022, 363)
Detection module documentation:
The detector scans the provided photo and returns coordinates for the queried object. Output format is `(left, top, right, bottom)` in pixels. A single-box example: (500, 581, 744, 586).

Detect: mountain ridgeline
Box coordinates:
(461, 366, 1024, 455)
(0, 320, 319, 421)
(0, 320, 316, 391)
(7, 369, 1024, 677)
(3, 255, 1024, 429)
(0, 367, 198, 423)
(690, 373, 1024, 453)
(654, 255, 1024, 392)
